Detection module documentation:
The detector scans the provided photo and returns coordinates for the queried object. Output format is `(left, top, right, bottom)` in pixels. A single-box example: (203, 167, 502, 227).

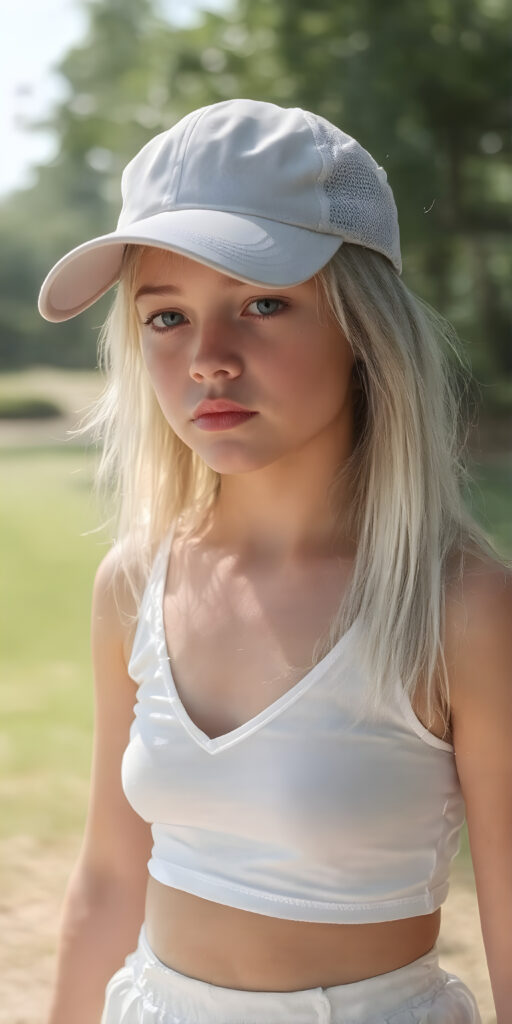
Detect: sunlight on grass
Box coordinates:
(0, 446, 108, 841)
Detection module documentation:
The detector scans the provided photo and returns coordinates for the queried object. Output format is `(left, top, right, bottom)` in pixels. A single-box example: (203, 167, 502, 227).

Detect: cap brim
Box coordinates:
(38, 209, 344, 323)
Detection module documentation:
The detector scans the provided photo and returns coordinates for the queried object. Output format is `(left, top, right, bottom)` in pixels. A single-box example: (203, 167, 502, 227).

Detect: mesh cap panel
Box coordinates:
(303, 111, 401, 274)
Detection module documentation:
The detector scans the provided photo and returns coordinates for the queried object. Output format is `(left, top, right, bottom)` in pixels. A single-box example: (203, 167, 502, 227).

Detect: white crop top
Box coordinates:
(122, 519, 466, 923)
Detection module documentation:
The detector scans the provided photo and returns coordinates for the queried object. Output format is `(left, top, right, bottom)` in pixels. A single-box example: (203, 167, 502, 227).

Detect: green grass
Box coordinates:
(0, 446, 108, 840)
(0, 446, 510, 861)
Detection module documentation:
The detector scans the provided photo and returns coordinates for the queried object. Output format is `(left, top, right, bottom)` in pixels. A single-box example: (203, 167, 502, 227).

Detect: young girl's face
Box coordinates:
(134, 247, 355, 475)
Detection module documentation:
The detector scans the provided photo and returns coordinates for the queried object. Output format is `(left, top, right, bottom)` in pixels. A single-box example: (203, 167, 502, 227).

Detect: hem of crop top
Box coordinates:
(147, 859, 449, 924)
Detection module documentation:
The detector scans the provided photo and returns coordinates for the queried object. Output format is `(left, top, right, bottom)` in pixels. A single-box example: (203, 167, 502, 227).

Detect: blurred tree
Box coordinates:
(0, 0, 510, 395)
(0, 0, 167, 367)
(153, 0, 511, 384)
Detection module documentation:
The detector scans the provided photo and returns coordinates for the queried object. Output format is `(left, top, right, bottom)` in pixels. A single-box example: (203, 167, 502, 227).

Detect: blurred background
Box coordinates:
(0, 0, 510, 1021)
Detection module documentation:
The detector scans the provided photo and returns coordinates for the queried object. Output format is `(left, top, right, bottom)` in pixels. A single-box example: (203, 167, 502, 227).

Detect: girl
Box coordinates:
(38, 98, 511, 1024)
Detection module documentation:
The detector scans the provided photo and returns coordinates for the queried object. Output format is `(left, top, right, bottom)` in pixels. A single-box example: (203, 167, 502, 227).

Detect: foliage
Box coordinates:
(0, 0, 510, 402)
(0, 395, 62, 419)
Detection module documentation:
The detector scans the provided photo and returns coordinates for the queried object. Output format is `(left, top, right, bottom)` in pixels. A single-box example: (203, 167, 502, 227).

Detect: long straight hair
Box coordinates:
(80, 241, 509, 738)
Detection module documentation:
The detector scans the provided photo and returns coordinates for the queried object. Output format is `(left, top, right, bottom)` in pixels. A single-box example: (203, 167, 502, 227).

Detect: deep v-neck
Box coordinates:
(154, 519, 360, 755)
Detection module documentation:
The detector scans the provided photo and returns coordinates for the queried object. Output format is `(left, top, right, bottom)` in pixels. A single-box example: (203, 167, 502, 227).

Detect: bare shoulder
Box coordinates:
(80, 541, 156, 888)
(444, 548, 512, 647)
(443, 547, 512, 728)
(92, 537, 154, 667)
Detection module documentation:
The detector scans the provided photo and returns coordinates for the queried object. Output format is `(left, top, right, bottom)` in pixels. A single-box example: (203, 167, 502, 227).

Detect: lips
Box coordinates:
(192, 398, 255, 418)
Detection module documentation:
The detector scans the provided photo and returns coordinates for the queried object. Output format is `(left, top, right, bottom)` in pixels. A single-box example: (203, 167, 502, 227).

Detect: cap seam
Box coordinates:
(165, 106, 212, 210)
(301, 110, 333, 233)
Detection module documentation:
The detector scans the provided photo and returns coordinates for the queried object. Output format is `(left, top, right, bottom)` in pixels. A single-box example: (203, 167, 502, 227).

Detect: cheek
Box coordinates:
(140, 335, 163, 376)
(140, 335, 176, 388)
(140, 339, 180, 414)
(273, 332, 352, 413)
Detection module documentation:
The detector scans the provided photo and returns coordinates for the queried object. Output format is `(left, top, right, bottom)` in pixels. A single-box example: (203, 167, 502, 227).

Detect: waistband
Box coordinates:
(123, 922, 448, 1024)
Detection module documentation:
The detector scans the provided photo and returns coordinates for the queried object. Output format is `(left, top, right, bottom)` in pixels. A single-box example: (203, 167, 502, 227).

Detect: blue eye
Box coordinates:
(144, 311, 185, 330)
(248, 298, 284, 317)
(142, 298, 287, 333)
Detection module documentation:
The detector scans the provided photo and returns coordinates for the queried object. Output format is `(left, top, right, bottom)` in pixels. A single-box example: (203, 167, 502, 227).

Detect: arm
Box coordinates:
(45, 547, 153, 1024)
(446, 558, 512, 1023)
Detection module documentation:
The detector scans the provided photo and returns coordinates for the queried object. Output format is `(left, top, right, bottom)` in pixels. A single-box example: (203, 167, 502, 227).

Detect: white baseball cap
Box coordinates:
(38, 98, 402, 323)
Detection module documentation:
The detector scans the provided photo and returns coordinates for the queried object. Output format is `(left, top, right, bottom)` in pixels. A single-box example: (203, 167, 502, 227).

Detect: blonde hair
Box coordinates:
(82, 241, 509, 739)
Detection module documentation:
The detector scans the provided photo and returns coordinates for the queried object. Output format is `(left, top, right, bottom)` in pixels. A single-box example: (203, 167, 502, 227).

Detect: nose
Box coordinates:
(188, 318, 243, 382)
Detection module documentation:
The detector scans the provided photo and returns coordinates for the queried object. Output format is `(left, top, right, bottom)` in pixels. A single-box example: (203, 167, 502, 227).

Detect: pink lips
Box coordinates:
(193, 411, 258, 431)
(192, 398, 255, 418)
(192, 397, 258, 431)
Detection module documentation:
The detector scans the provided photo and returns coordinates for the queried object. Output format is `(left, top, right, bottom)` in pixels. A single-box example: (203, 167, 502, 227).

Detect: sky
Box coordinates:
(0, 0, 228, 198)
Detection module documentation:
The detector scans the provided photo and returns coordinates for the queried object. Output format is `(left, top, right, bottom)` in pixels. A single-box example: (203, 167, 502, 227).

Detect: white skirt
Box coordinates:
(101, 922, 482, 1023)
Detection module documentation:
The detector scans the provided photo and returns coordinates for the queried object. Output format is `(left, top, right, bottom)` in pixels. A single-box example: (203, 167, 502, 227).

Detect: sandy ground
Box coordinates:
(0, 833, 496, 1024)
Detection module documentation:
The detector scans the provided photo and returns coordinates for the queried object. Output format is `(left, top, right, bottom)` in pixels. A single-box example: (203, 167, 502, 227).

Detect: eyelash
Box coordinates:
(141, 298, 289, 333)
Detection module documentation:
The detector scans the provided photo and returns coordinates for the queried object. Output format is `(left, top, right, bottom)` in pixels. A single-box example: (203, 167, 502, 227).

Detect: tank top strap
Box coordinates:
(128, 519, 179, 668)
(144, 518, 180, 613)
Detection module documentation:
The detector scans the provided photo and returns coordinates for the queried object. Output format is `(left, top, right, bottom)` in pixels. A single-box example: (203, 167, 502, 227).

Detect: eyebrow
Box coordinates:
(134, 280, 252, 302)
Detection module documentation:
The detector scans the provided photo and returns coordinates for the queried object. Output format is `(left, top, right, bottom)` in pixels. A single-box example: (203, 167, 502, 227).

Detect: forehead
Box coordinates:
(133, 245, 319, 297)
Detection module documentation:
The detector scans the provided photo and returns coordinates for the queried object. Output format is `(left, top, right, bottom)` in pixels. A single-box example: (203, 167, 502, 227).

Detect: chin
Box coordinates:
(195, 445, 281, 475)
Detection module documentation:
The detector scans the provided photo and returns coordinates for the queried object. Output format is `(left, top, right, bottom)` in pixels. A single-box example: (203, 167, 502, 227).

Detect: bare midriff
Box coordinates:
(144, 879, 441, 991)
